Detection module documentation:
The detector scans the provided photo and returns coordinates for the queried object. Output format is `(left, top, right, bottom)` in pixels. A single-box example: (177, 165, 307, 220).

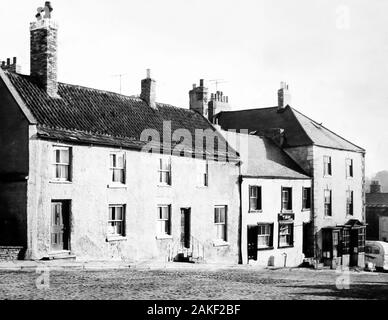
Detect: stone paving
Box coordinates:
(0, 264, 387, 300)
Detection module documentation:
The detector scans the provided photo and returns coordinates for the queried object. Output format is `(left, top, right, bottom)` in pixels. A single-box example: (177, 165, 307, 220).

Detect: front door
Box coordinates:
(247, 225, 258, 261)
(181, 208, 191, 249)
(51, 201, 70, 251)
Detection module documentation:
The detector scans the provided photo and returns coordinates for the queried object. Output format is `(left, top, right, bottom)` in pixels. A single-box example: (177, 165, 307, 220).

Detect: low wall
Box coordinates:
(0, 246, 25, 261)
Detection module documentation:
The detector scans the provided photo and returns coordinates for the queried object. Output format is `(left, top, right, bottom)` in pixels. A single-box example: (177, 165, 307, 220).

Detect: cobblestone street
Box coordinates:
(0, 266, 387, 300)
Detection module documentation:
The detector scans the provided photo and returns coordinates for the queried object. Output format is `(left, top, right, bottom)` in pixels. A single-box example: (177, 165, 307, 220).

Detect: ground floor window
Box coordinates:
(357, 228, 366, 253)
(157, 205, 171, 236)
(108, 205, 125, 237)
(214, 206, 227, 241)
(279, 223, 294, 248)
(342, 228, 350, 255)
(257, 224, 273, 249)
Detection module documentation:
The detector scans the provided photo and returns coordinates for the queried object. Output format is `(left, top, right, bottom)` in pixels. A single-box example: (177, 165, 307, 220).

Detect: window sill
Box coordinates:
(157, 184, 172, 188)
(50, 180, 72, 184)
(324, 215, 333, 219)
(278, 245, 294, 249)
(249, 210, 263, 214)
(213, 240, 229, 247)
(257, 247, 274, 251)
(281, 210, 294, 214)
(196, 186, 209, 189)
(107, 184, 127, 189)
(301, 208, 311, 212)
(156, 235, 173, 240)
(106, 236, 127, 242)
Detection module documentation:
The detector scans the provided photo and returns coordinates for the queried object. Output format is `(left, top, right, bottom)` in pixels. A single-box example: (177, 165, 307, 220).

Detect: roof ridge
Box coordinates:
(219, 106, 278, 114)
(290, 107, 365, 152)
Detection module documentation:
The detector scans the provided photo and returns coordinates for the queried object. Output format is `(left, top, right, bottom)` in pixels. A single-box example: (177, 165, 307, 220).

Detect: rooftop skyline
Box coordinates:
(1, 0, 386, 177)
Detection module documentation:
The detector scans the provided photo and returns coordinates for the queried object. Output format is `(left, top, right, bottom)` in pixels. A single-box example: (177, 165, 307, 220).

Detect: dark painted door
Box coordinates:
(181, 208, 191, 249)
(248, 225, 258, 261)
(51, 201, 70, 251)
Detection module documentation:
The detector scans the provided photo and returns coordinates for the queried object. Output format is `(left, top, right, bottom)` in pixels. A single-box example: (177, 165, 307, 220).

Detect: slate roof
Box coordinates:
(1, 71, 237, 161)
(216, 106, 364, 152)
(366, 193, 388, 207)
(221, 131, 310, 179)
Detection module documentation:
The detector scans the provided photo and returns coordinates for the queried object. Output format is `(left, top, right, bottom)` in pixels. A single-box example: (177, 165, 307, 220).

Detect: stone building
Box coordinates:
(203, 82, 366, 268)
(366, 181, 388, 242)
(221, 131, 312, 267)
(0, 4, 241, 263)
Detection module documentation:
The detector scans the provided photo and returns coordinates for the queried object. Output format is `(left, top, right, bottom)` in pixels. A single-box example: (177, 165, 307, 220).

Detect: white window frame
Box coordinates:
(346, 158, 354, 178)
(257, 224, 273, 249)
(249, 186, 262, 212)
(157, 205, 171, 237)
(324, 156, 332, 176)
(302, 187, 311, 210)
(52, 146, 71, 182)
(108, 205, 126, 238)
(281, 187, 293, 212)
(158, 157, 171, 186)
(109, 152, 126, 184)
(324, 189, 332, 216)
(278, 223, 294, 248)
(214, 206, 227, 242)
(346, 190, 354, 216)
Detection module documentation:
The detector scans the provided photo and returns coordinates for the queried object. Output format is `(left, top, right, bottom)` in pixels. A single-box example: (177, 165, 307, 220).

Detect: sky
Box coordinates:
(1, 0, 387, 177)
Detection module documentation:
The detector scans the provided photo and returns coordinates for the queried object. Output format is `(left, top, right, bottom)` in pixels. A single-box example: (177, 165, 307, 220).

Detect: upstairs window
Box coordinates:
(324, 156, 332, 176)
(159, 158, 171, 185)
(157, 205, 171, 236)
(108, 205, 125, 237)
(324, 189, 332, 216)
(53, 146, 71, 181)
(249, 186, 262, 212)
(358, 228, 366, 253)
(214, 206, 227, 241)
(346, 159, 354, 178)
(110, 153, 125, 184)
(302, 187, 311, 210)
(281, 187, 293, 211)
(346, 190, 354, 216)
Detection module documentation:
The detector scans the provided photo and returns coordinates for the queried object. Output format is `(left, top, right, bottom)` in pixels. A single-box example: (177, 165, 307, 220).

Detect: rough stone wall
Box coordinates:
(0, 246, 24, 261)
(241, 177, 312, 267)
(27, 139, 240, 263)
(30, 22, 58, 97)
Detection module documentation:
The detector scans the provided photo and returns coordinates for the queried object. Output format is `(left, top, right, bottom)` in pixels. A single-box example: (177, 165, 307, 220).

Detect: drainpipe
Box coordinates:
(237, 163, 243, 265)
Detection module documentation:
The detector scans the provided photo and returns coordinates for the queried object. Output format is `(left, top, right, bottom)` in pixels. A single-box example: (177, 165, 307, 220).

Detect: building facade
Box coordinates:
(0, 5, 241, 263)
(214, 83, 366, 268)
(222, 132, 311, 267)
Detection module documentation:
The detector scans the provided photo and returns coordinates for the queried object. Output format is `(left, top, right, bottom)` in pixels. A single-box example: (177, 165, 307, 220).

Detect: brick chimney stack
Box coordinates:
(0, 57, 21, 73)
(140, 69, 157, 109)
(278, 82, 291, 110)
(30, 1, 59, 98)
(189, 79, 209, 116)
(370, 181, 381, 193)
(208, 91, 231, 123)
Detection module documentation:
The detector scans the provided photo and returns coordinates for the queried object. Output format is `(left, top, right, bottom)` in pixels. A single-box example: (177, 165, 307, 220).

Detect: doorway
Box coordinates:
(51, 201, 71, 252)
(247, 225, 258, 261)
(180, 208, 191, 249)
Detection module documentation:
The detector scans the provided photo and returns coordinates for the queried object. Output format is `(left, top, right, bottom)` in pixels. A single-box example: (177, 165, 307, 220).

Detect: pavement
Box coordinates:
(0, 259, 261, 272)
